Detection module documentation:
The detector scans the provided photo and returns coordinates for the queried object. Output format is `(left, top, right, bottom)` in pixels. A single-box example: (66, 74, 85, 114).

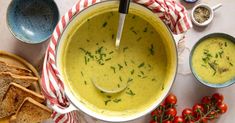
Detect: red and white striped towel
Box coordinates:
(41, 0, 192, 122)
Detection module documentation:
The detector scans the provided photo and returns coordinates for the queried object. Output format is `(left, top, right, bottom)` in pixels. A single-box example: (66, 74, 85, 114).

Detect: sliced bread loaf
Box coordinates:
(0, 83, 44, 119)
(10, 97, 52, 123)
(0, 61, 33, 76)
(0, 72, 38, 100)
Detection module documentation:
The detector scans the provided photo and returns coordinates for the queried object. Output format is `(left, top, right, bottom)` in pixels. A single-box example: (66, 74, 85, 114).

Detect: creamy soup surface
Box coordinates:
(192, 37, 235, 84)
(62, 11, 168, 115)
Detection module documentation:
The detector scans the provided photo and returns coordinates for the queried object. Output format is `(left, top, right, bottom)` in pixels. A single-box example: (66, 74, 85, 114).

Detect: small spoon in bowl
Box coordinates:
(91, 78, 128, 94)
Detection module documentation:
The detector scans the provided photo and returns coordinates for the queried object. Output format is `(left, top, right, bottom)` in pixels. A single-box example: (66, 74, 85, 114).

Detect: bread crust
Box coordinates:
(0, 83, 44, 119)
(0, 72, 38, 100)
(9, 97, 52, 123)
(0, 61, 33, 76)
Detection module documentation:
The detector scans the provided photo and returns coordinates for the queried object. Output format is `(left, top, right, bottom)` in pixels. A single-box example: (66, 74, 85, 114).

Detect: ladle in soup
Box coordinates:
(115, 0, 130, 49)
(91, 78, 127, 94)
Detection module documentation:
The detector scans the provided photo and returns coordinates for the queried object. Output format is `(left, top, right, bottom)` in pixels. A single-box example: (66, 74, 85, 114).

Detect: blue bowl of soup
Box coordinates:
(7, 0, 59, 44)
(190, 33, 235, 88)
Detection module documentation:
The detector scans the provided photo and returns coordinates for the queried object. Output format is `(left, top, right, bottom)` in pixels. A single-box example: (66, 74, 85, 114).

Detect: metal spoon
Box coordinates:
(91, 78, 127, 94)
(115, 0, 131, 49)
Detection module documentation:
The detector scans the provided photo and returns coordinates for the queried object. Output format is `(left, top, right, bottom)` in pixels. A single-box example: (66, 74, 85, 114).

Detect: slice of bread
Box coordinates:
(0, 61, 33, 76)
(0, 72, 38, 100)
(10, 97, 52, 123)
(0, 83, 44, 119)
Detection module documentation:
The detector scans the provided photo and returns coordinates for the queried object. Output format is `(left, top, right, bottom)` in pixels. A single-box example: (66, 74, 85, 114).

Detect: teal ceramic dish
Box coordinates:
(7, 0, 59, 44)
(189, 33, 235, 88)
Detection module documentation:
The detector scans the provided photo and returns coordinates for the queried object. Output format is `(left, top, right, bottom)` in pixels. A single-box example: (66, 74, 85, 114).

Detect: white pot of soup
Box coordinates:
(55, 1, 177, 122)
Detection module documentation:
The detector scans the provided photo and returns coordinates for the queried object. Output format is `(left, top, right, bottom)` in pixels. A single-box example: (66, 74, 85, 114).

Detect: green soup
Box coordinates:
(192, 37, 235, 84)
(61, 11, 171, 116)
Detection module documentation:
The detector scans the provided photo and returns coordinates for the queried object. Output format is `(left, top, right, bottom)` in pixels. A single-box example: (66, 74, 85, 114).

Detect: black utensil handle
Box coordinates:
(119, 0, 131, 14)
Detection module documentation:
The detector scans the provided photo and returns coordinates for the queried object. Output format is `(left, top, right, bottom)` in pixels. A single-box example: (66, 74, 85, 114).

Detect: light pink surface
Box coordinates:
(0, 0, 234, 123)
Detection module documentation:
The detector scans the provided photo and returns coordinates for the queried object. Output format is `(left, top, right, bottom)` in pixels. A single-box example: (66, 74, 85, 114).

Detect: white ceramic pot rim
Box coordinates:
(54, 1, 178, 122)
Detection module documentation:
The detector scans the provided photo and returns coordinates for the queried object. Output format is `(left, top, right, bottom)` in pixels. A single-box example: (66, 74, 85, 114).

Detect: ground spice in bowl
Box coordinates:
(193, 6, 210, 23)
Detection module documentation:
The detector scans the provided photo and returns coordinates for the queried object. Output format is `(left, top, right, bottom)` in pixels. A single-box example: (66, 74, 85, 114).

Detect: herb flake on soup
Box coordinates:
(62, 12, 168, 114)
(192, 37, 235, 84)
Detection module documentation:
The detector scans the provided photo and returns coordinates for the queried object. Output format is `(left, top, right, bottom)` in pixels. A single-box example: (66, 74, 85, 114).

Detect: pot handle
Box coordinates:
(52, 103, 77, 114)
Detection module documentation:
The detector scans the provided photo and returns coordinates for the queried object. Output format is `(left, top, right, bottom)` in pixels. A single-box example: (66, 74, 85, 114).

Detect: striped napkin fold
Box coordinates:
(41, 0, 192, 122)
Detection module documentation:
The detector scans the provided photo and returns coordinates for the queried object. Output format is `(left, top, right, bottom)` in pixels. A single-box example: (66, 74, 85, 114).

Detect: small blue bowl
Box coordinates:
(7, 0, 59, 44)
(183, 0, 198, 3)
(190, 33, 235, 88)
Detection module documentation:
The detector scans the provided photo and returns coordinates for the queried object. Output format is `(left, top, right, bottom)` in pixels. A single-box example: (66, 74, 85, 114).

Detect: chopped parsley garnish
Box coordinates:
(127, 78, 133, 83)
(119, 76, 122, 82)
(140, 71, 144, 75)
(215, 53, 218, 58)
(130, 27, 134, 30)
(149, 44, 155, 55)
(218, 51, 224, 58)
(102, 21, 107, 27)
(84, 56, 87, 65)
(117, 84, 120, 88)
(106, 95, 112, 98)
(143, 27, 148, 32)
(104, 100, 111, 105)
(138, 62, 145, 68)
(132, 30, 137, 35)
(118, 64, 123, 70)
(126, 89, 135, 96)
(131, 69, 135, 75)
(123, 47, 128, 52)
(230, 62, 233, 66)
(105, 58, 111, 61)
(113, 99, 122, 103)
(109, 51, 114, 55)
(110, 66, 116, 73)
(208, 62, 217, 76)
(132, 15, 136, 19)
(136, 37, 142, 41)
(124, 61, 127, 66)
(201, 64, 207, 68)
(161, 83, 164, 91)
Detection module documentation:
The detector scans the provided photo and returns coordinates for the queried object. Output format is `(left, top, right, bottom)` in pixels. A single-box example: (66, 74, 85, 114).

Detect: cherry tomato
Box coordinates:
(163, 120, 173, 123)
(166, 108, 177, 117)
(150, 119, 157, 123)
(193, 104, 204, 115)
(201, 96, 211, 105)
(182, 108, 193, 117)
(151, 110, 159, 117)
(207, 111, 218, 120)
(196, 117, 207, 123)
(165, 94, 177, 105)
(158, 103, 166, 110)
(212, 93, 224, 103)
(199, 118, 208, 123)
(173, 116, 184, 123)
(217, 103, 228, 114)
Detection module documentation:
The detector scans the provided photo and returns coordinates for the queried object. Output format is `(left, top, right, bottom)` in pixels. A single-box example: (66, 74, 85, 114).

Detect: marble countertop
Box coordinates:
(0, 0, 234, 123)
